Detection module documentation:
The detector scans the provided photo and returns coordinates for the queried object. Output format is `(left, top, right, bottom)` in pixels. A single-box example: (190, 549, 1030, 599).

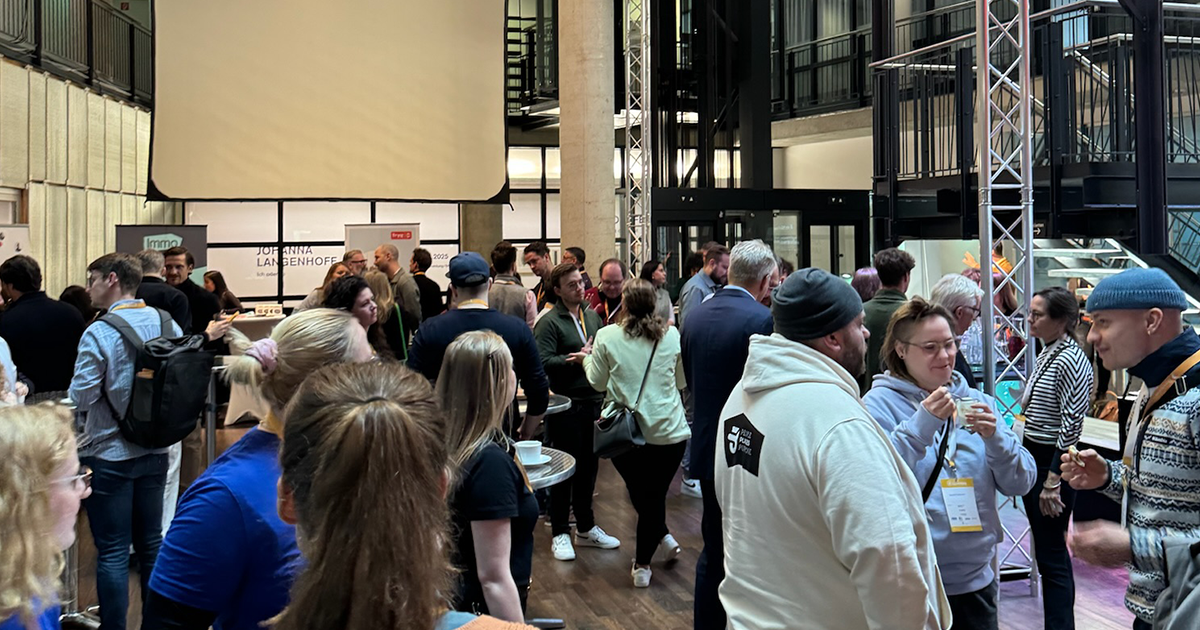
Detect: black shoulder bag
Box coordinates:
(593, 339, 658, 459)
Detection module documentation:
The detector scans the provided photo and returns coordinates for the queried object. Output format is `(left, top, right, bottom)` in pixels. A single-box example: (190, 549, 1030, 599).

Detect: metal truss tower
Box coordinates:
(976, 0, 1035, 409)
(623, 0, 651, 271)
(976, 0, 1038, 594)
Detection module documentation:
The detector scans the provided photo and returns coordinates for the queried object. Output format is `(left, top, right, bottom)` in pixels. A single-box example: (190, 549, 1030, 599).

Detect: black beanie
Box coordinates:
(771, 267, 864, 341)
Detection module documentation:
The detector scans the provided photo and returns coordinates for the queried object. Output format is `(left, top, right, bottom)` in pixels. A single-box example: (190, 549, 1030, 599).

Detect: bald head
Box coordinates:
(374, 244, 401, 276)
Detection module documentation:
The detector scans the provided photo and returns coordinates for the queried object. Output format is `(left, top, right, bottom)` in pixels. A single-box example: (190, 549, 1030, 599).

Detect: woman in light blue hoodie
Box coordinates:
(863, 297, 1036, 630)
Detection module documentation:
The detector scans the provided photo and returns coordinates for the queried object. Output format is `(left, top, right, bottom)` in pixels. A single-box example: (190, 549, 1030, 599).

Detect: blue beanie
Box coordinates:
(1087, 268, 1188, 312)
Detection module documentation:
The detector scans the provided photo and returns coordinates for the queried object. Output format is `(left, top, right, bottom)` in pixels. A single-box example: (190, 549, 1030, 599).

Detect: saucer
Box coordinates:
(520, 453, 552, 467)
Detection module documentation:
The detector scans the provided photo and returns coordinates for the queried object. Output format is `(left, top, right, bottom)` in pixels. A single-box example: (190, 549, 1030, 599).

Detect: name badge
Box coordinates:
(940, 478, 983, 533)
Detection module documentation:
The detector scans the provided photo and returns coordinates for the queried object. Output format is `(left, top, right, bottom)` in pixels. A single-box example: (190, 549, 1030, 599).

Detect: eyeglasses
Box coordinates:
(561, 280, 584, 290)
(53, 465, 92, 491)
(900, 339, 958, 356)
(348, 258, 366, 265)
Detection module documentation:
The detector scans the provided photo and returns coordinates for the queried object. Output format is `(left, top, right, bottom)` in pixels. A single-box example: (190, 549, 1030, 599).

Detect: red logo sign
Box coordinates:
(390, 231, 413, 240)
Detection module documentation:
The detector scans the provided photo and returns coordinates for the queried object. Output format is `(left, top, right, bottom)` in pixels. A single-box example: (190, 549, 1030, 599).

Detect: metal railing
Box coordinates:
(873, 1, 1200, 181)
(0, 0, 151, 107)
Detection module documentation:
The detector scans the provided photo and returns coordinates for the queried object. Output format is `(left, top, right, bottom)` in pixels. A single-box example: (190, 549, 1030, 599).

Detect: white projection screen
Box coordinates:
(150, 0, 507, 202)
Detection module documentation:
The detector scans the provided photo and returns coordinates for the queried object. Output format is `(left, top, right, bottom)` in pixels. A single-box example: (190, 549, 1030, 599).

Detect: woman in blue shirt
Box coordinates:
(0, 405, 92, 630)
(143, 309, 374, 630)
(863, 298, 1037, 630)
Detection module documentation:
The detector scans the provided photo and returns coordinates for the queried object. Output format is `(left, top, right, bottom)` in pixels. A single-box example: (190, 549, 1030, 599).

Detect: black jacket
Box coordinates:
(137, 276, 192, 334)
(413, 272, 445, 322)
(0, 292, 85, 394)
(174, 278, 222, 337)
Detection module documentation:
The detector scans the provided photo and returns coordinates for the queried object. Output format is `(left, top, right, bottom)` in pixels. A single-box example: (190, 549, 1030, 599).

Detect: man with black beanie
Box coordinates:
(714, 267, 950, 630)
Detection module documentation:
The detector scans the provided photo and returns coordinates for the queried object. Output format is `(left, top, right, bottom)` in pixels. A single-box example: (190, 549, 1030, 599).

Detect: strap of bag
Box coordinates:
(632, 338, 660, 409)
(394, 305, 408, 362)
(922, 420, 952, 503)
(97, 313, 148, 419)
(158, 308, 173, 338)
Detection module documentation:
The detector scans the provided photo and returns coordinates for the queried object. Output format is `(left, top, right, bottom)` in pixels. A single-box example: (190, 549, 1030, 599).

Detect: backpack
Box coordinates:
(100, 309, 216, 449)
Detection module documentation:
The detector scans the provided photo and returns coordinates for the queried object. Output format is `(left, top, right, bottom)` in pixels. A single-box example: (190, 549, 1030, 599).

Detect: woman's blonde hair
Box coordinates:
(275, 363, 450, 630)
(881, 297, 956, 384)
(226, 309, 366, 429)
(436, 331, 512, 473)
(0, 405, 76, 626)
(363, 269, 395, 324)
(620, 278, 666, 342)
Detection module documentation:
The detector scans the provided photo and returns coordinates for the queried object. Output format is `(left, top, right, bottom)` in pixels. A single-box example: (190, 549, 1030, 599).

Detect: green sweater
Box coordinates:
(583, 325, 690, 445)
(862, 288, 908, 384)
(533, 302, 604, 401)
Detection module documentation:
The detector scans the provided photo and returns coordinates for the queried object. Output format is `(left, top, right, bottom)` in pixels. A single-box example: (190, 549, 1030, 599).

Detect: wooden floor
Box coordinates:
(74, 425, 1135, 630)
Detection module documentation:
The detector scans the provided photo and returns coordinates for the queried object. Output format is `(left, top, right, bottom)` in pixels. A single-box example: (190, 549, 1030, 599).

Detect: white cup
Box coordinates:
(515, 440, 542, 464)
(955, 399, 977, 428)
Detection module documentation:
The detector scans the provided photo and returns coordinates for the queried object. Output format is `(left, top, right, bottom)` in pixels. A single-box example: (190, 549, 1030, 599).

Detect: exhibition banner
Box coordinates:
(345, 224, 422, 271)
(116, 225, 209, 267)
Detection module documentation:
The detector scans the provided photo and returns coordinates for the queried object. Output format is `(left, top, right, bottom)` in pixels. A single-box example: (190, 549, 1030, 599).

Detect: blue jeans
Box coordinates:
(82, 453, 168, 630)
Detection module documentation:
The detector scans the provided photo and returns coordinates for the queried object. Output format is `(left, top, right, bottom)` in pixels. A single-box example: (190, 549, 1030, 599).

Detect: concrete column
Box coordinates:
(559, 0, 616, 266)
(458, 203, 503, 258)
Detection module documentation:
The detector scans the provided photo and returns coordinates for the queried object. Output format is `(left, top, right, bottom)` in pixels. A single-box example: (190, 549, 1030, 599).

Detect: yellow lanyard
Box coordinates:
(110, 301, 147, 311)
(458, 299, 488, 309)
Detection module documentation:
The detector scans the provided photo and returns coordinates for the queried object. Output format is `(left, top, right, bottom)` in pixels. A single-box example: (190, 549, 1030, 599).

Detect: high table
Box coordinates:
(525, 447, 575, 491)
(520, 446, 575, 630)
(517, 394, 572, 417)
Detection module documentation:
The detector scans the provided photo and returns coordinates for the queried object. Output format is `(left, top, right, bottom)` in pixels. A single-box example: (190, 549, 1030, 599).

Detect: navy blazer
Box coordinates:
(680, 287, 773, 481)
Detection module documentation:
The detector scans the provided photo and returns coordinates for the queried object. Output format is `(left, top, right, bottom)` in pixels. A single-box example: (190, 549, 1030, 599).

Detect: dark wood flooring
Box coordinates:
(73, 426, 1135, 630)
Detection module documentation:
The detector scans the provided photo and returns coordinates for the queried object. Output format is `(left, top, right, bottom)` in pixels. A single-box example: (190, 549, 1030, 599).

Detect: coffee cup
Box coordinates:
(515, 440, 542, 464)
(955, 399, 977, 428)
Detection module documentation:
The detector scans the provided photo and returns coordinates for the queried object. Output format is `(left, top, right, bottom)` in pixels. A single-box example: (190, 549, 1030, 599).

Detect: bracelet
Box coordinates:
(1043, 481, 1062, 490)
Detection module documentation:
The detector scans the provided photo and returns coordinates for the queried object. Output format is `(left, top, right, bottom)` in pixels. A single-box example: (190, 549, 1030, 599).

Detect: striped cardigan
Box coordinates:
(1101, 331, 1200, 622)
(1022, 336, 1094, 470)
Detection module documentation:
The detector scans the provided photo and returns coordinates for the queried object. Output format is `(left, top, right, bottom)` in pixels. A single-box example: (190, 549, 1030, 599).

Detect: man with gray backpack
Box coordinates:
(69, 252, 230, 630)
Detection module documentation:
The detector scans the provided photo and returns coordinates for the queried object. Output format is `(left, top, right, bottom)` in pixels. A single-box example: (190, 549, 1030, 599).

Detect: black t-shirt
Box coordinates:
(449, 442, 539, 612)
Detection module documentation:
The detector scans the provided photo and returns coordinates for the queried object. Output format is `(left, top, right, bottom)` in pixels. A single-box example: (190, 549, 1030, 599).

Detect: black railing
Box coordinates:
(874, 3, 1200, 181)
(0, 0, 150, 107)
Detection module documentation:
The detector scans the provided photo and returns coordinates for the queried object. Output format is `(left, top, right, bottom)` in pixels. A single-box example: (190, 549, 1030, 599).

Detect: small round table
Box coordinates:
(517, 394, 572, 417)
(525, 447, 576, 490)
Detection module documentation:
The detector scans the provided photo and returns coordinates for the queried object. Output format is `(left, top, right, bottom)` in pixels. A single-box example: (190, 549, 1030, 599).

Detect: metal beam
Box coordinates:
(1118, 0, 1168, 255)
(623, 0, 652, 270)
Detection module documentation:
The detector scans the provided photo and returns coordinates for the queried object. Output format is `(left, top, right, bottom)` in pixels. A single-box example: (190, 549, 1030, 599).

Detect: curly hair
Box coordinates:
(0, 404, 76, 626)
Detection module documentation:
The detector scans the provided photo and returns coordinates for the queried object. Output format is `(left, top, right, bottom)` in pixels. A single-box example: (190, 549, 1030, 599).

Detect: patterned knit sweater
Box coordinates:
(1100, 330, 1200, 622)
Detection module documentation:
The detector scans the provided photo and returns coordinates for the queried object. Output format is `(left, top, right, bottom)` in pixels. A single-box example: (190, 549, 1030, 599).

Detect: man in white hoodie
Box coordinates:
(715, 267, 952, 630)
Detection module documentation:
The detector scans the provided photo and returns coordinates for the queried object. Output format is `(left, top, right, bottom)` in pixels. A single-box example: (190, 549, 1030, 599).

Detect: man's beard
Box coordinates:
(838, 341, 866, 378)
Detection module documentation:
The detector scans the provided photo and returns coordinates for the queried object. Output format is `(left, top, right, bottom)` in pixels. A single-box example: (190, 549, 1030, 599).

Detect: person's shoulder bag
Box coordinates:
(593, 338, 658, 459)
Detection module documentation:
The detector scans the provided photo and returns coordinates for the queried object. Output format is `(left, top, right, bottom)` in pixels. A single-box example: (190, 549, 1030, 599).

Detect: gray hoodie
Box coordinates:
(716, 333, 951, 630)
(863, 371, 1037, 596)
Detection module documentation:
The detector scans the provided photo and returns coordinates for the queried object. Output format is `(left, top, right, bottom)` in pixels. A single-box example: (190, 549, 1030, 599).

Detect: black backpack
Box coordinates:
(100, 309, 216, 449)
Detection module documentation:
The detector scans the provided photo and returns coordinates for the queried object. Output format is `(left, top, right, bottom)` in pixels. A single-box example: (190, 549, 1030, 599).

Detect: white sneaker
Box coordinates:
(575, 525, 621, 549)
(551, 533, 576, 561)
(631, 562, 652, 588)
(656, 534, 681, 566)
(680, 477, 703, 499)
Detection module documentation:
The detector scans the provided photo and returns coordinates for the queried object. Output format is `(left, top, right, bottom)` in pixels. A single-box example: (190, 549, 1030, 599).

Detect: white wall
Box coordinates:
(779, 134, 874, 190)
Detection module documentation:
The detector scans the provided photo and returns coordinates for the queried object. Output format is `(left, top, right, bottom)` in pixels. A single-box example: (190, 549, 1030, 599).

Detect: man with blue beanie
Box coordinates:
(1060, 267, 1200, 629)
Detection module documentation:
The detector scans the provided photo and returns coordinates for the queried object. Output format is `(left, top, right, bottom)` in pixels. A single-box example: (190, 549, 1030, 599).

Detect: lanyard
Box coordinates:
(536, 284, 545, 305)
(600, 298, 620, 324)
(458, 299, 488, 309)
(1119, 348, 1200, 526)
(570, 308, 588, 344)
(110, 301, 146, 311)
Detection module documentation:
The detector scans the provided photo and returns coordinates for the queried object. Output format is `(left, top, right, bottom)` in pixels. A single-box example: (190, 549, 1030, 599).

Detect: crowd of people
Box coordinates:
(0, 235, 1198, 630)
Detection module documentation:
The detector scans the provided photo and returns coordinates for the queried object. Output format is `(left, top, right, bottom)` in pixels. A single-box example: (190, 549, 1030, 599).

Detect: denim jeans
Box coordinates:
(82, 453, 168, 630)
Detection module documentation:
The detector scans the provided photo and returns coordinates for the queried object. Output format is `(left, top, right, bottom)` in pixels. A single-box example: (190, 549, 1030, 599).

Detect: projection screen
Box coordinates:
(150, 0, 507, 202)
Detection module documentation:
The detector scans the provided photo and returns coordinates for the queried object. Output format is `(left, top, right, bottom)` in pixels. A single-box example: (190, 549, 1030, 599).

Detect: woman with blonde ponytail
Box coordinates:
(144, 309, 374, 630)
(276, 362, 534, 630)
(437, 331, 539, 621)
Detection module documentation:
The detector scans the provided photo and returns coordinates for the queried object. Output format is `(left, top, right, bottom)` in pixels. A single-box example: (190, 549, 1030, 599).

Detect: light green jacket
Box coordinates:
(584, 324, 690, 445)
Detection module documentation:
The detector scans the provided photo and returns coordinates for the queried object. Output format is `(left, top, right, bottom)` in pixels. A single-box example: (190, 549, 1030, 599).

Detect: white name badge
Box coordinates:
(940, 478, 984, 533)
